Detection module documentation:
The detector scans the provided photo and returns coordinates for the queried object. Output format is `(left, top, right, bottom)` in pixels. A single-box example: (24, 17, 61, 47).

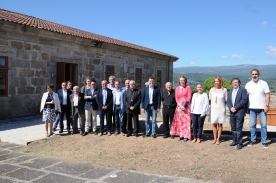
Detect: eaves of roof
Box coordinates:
(0, 9, 178, 61)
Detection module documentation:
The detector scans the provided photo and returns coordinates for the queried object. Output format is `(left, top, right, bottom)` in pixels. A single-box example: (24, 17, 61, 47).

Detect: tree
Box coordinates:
(203, 76, 232, 95)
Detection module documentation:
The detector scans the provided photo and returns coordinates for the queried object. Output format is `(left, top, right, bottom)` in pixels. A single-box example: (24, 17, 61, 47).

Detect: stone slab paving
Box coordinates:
(0, 142, 221, 183)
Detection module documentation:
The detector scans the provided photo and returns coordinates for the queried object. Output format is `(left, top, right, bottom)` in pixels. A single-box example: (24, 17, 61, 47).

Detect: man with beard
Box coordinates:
(245, 69, 270, 148)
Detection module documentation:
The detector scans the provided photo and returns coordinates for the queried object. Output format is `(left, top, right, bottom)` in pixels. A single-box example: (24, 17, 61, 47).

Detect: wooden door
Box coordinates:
(56, 62, 77, 91)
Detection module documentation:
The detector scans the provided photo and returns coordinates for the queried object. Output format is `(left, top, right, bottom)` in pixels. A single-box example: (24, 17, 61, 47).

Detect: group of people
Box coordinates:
(40, 69, 270, 150)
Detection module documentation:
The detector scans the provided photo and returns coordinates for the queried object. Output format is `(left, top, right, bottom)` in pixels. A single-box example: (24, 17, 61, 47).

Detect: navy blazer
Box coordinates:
(96, 88, 113, 111)
(57, 89, 72, 109)
(226, 87, 247, 116)
(84, 88, 98, 111)
(142, 85, 161, 110)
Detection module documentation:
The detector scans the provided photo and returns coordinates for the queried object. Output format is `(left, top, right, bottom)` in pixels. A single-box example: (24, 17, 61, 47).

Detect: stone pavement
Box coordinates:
(0, 142, 221, 183)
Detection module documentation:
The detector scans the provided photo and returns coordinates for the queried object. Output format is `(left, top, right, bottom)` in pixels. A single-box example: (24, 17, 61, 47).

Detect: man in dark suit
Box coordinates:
(96, 80, 113, 136)
(226, 78, 247, 150)
(55, 82, 72, 134)
(161, 82, 176, 138)
(70, 86, 85, 135)
(124, 80, 141, 137)
(83, 80, 98, 136)
(141, 77, 161, 138)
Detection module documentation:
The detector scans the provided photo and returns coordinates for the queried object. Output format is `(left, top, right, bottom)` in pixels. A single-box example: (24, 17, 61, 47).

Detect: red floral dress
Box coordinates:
(170, 85, 192, 139)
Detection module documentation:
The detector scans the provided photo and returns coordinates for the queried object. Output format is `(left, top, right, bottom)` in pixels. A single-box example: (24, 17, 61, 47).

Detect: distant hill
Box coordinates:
(173, 64, 276, 92)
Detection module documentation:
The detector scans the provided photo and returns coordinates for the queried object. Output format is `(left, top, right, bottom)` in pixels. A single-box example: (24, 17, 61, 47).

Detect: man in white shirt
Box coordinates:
(141, 77, 161, 138)
(112, 81, 126, 135)
(245, 69, 270, 148)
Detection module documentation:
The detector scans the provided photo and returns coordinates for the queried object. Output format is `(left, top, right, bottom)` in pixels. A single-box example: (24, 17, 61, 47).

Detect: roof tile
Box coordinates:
(0, 9, 178, 60)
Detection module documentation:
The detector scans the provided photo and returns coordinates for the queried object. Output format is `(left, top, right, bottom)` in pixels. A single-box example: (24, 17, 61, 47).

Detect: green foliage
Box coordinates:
(202, 77, 232, 95)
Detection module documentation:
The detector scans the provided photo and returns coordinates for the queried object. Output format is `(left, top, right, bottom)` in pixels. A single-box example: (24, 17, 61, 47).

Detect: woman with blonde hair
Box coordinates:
(170, 75, 192, 141)
(209, 76, 227, 144)
(40, 84, 61, 137)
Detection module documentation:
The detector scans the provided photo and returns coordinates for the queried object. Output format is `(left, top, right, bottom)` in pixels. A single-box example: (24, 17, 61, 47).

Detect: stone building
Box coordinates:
(0, 9, 178, 118)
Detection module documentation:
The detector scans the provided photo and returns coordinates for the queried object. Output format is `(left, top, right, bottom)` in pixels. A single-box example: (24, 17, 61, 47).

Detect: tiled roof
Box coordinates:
(0, 9, 178, 60)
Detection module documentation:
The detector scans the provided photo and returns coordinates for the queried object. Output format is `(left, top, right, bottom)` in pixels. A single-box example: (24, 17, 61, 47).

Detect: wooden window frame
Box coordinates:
(135, 68, 142, 90)
(156, 70, 162, 88)
(105, 65, 115, 80)
(0, 56, 8, 97)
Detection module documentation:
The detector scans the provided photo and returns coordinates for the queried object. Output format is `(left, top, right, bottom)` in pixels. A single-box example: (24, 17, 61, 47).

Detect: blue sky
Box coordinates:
(1, 0, 276, 67)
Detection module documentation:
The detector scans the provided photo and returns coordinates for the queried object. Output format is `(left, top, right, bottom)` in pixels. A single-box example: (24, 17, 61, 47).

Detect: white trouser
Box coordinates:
(85, 106, 98, 132)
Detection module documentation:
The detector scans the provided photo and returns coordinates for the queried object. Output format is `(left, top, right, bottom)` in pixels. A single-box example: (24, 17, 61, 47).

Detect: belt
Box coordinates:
(74, 106, 78, 108)
(115, 105, 120, 107)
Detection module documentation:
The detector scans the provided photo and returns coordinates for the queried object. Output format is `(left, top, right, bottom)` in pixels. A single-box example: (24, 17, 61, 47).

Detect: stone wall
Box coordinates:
(0, 21, 175, 118)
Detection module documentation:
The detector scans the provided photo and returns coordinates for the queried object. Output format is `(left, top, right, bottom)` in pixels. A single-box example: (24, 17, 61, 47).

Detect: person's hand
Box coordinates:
(264, 106, 269, 113)
(231, 107, 236, 113)
(84, 96, 90, 99)
(130, 106, 134, 110)
(200, 115, 205, 118)
(142, 108, 145, 113)
(157, 109, 160, 113)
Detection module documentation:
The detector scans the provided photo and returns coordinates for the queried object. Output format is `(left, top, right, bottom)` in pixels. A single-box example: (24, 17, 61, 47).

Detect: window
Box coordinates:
(156, 70, 162, 88)
(0, 56, 8, 97)
(135, 68, 142, 90)
(105, 65, 115, 80)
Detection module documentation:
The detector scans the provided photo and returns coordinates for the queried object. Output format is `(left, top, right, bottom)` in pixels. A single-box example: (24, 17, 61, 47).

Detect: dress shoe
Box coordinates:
(67, 131, 71, 135)
(183, 138, 188, 142)
(170, 135, 174, 139)
(152, 134, 157, 138)
(179, 137, 184, 141)
(163, 135, 169, 138)
(236, 144, 242, 150)
(229, 142, 237, 146)
(99, 133, 103, 136)
(59, 130, 63, 133)
(82, 132, 88, 136)
(114, 131, 119, 135)
(126, 133, 131, 137)
(135, 133, 139, 137)
(52, 128, 56, 132)
(143, 134, 150, 137)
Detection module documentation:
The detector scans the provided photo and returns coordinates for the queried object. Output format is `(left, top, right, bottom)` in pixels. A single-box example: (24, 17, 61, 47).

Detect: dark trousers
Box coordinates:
(121, 112, 127, 133)
(60, 105, 71, 130)
(99, 109, 112, 133)
(127, 112, 139, 134)
(230, 113, 244, 145)
(192, 114, 206, 139)
(162, 106, 175, 136)
(72, 108, 85, 133)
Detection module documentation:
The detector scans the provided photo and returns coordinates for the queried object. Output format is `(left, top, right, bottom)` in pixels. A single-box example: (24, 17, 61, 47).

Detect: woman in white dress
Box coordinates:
(209, 77, 227, 144)
(191, 84, 209, 143)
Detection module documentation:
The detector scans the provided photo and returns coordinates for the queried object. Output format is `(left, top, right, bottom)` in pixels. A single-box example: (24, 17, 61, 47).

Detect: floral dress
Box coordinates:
(170, 85, 192, 139)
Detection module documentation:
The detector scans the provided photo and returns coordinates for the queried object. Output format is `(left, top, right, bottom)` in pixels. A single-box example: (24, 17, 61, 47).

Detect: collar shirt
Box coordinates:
(107, 84, 115, 90)
(73, 94, 79, 106)
(102, 89, 107, 105)
(149, 86, 153, 104)
(62, 90, 67, 105)
(245, 80, 270, 109)
(115, 90, 121, 105)
(232, 87, 239, 107)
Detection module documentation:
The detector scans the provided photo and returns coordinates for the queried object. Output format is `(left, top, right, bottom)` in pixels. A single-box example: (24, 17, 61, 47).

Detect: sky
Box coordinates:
(1, 0, 276, 67)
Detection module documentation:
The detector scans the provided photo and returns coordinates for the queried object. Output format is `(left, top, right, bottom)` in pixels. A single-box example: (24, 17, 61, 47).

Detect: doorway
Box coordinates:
(56, 62, 77, 90)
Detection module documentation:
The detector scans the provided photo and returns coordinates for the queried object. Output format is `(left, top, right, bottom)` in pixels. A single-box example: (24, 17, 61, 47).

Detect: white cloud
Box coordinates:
(222, 54, 243, 59)
(266, 45, 276, 58)
(190, 62, 196, 65)
(262, 21, 268, 26)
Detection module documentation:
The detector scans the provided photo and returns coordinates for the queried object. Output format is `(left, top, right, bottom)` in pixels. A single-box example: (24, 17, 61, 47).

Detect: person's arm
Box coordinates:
(264, 93, 270, 113)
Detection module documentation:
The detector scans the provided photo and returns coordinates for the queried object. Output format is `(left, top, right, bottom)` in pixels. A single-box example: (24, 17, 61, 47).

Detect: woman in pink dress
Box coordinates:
(170, 75, 192, 141)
